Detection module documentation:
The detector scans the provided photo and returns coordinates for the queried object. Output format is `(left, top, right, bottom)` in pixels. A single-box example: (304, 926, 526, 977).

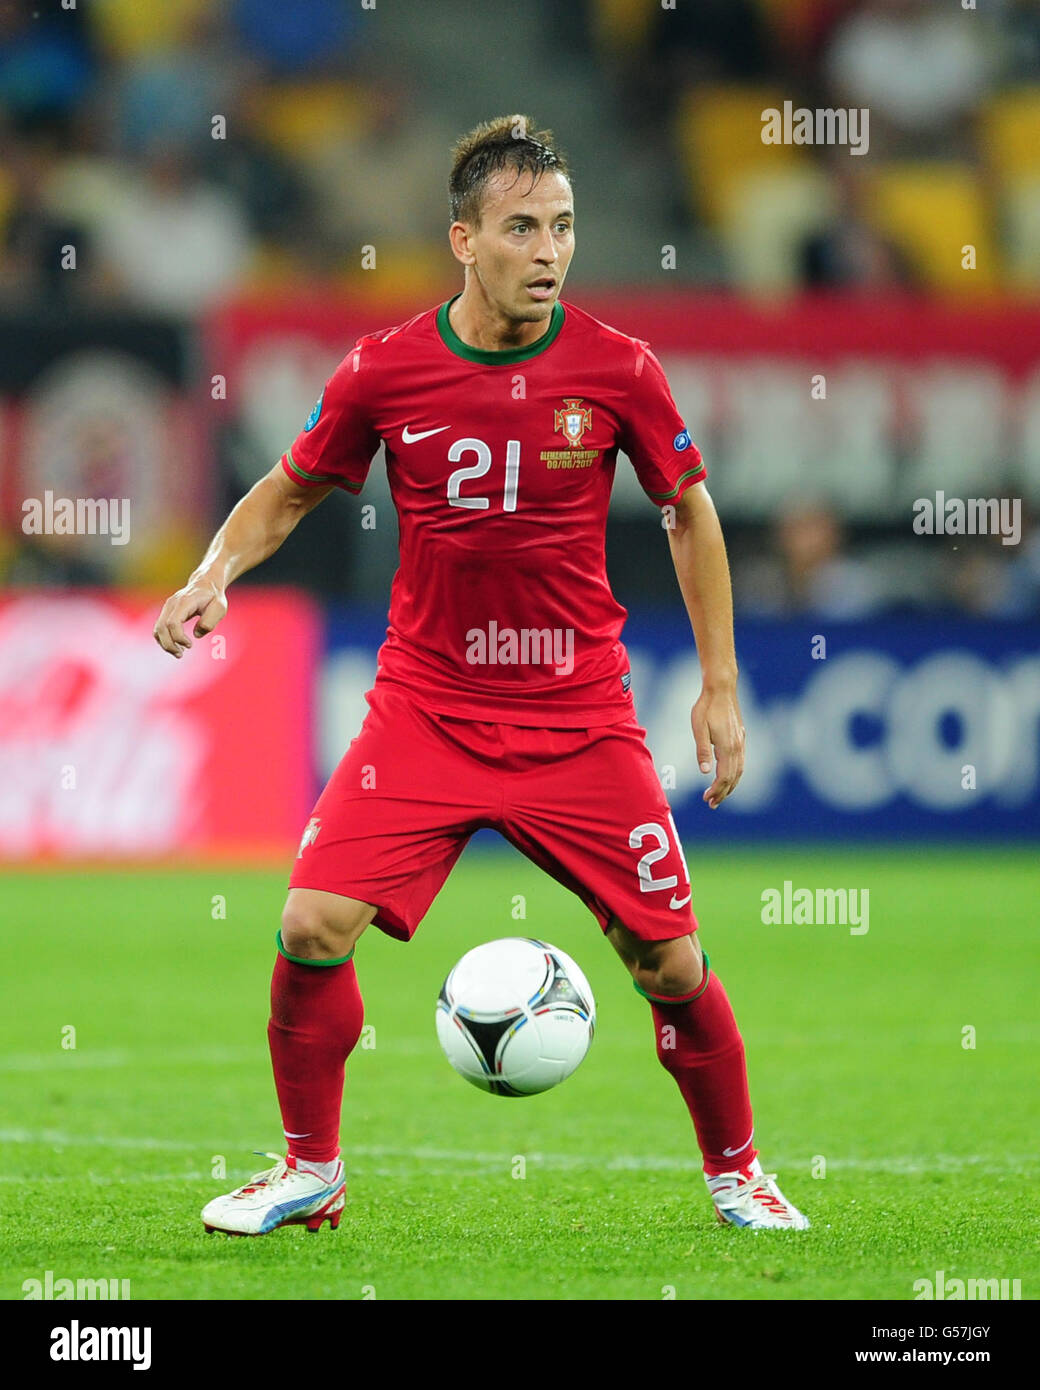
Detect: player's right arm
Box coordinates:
(153, 464, 335, 658)
(156, 338, 378, 657)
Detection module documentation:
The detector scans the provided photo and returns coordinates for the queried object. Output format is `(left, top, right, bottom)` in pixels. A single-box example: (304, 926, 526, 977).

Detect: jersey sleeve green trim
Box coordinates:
(645, 464, 707, 503)
(283, 448, 363, 494)
(283, 447, 336, 485)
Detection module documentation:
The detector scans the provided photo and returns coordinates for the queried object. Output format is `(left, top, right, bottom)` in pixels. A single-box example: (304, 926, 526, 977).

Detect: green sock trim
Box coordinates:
(276, 929, 354, 967)
(633, 950, 710, 1005)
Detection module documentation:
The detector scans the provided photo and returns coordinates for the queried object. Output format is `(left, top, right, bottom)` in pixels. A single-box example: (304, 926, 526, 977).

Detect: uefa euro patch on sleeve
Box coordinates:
(305, 389, 325, 431)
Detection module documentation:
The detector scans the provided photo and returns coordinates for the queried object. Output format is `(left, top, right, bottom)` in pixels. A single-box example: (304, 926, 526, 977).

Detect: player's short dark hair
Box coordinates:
(449, 114, 570, 227)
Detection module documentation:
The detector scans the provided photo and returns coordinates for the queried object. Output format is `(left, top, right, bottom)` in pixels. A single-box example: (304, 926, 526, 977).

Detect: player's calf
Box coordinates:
(619, 931, 810, 1231)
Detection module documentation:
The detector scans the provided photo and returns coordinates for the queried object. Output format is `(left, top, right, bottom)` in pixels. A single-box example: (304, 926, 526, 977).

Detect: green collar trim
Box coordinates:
(436, 293, 565, 364)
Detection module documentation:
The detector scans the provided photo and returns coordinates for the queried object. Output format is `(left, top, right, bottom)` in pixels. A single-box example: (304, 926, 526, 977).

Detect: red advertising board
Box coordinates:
(0, 311, 211, 565)
(208, 288, 1040, 378)
(0, 588, 319, 861)
(206, 290, 1040, 524)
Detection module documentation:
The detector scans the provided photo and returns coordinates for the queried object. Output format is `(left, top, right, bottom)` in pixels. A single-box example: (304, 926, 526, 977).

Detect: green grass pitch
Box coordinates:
(1, 847, 1036, 1301)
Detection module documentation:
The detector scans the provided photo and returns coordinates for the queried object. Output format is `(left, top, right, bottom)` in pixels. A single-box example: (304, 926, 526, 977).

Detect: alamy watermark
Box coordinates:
(22, 491, 130, 546)
(465, 621, 574, 676)
(761, 881, 869, 935)
(761, 101, 869, 156)
(23, 1269, 130, 1300)
(913, 1269, 1021, 1300)
(49, 1321, 151, 1371)
(912, 493, 1020, 546)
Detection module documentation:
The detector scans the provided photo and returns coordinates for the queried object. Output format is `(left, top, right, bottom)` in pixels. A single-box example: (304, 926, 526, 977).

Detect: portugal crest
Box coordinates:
(297, 816, 321, 856)
(554, 398, 592, 449)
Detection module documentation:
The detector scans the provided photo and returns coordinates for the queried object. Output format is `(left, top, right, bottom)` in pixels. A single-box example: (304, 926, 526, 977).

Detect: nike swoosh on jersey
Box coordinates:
(668, 891, 692, 910)
(401, 424, 450, 443)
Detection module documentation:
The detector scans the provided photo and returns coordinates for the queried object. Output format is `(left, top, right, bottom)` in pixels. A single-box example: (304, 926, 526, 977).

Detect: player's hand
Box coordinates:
(690, 686, 745, 809)
(153, 578, 228, 658)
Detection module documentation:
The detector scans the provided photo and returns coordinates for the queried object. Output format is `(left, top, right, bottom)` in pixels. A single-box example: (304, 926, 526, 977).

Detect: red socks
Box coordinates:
(267, 934, 364, 1163)
(267, 933, 751, 1176)
(643, 954, 758, 1176)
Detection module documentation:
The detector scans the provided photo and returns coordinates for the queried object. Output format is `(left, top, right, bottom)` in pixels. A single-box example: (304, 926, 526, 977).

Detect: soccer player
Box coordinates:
(154, 116, 808, 1234)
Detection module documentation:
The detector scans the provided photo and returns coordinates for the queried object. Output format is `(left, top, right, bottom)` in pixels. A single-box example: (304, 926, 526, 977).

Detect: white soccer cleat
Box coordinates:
(706, 1156, 810, 1230)
(201, 1153, 346, 1236)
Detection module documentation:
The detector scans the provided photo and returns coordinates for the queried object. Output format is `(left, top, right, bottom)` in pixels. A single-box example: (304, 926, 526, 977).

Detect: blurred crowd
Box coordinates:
(2, 0, 1038, 308)
(0, 0, 1038, 616)
(0, 0, 413, 311)
(729, 502, 1040, 618)
(586, 0, 1040, 295)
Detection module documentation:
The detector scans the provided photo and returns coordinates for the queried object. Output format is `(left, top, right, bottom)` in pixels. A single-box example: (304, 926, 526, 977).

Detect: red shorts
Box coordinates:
(288, 684, 698, 943)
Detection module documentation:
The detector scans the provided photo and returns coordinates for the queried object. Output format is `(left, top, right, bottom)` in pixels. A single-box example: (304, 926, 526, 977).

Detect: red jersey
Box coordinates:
(280, 295, 706, 726)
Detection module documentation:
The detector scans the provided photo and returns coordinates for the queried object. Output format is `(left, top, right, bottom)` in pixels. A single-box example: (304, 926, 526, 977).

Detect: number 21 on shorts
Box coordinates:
(629, 813, 691, 908)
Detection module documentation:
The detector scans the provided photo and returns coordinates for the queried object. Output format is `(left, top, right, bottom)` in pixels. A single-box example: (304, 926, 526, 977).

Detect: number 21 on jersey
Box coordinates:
(446, 438, 520, 512)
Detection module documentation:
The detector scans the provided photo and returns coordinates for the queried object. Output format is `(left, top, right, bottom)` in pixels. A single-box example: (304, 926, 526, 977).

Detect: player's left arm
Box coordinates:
(667, 480, 745, 809)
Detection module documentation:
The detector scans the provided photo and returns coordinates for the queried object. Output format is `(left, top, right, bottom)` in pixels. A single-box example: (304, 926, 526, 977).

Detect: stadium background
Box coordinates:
(0, 0, 1037, 1306)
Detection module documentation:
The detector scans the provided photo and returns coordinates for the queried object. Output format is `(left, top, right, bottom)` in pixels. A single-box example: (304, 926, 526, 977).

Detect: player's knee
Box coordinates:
(280, 891, 370, 959)
(279, 898, 329, 957)
(631, 935, 703, 999)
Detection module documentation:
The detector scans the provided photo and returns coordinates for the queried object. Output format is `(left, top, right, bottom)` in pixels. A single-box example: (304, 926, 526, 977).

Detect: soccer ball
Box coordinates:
(435, 937, 596, 1096)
